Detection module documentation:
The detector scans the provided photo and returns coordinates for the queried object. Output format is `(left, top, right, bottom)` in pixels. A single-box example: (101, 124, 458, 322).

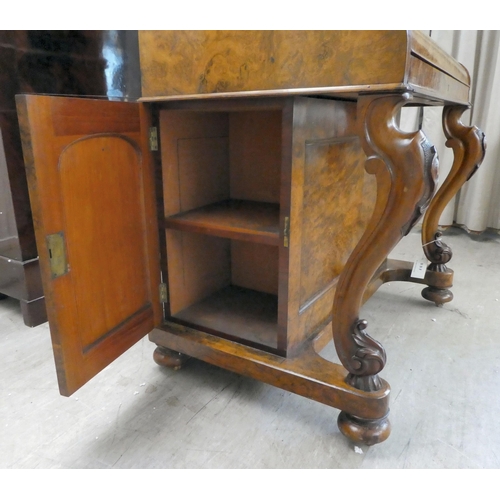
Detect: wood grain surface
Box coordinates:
(16, 95, 160, 396)
(139, 31, 470, 104)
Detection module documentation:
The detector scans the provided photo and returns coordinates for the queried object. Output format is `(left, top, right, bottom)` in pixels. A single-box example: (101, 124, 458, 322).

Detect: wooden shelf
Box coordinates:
(163, 200, 280, 245)
(170, 285, 279, 351)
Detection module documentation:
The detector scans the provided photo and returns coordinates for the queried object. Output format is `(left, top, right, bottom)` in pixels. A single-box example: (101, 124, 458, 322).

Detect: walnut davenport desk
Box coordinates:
(16, 31, 485, 446)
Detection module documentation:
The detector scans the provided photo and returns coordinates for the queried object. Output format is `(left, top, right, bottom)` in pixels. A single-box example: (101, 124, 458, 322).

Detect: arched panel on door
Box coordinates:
(16, 95, 160, 396)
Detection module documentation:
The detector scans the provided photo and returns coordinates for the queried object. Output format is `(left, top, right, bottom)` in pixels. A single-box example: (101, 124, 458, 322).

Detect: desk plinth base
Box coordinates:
(149, 256, 475, 446)
(150, 320, 391, 445)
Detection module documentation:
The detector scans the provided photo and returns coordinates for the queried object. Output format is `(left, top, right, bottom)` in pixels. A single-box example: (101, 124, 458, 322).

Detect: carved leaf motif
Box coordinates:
(350, 319, 386, 376)
(333, 94, 432, 393)
(466, 130, 486, 181)
(424, 231, 452, 268)
(401, 138, 439, 236)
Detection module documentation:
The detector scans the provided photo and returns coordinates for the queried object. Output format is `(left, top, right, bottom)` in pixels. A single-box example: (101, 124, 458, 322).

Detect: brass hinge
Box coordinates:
(149, 127, 158, 151)
(283, 216, 290, 248)
(159, 283, 168, 303)
(46, 232, 68, 278)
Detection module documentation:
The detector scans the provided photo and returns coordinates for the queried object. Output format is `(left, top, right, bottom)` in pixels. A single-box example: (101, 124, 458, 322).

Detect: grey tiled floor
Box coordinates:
(1, 228, 499, 468)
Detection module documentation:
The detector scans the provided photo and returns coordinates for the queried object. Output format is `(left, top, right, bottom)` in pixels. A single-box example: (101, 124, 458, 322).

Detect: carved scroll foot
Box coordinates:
(338, 411, 391, 446)
(420, 106, 486, 304)
(153, 346, 190, 370)
(332, 93, 439, 444)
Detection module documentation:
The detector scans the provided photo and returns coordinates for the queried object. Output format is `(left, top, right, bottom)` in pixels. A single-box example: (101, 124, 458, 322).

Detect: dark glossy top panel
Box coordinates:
(0, 30, 141, 112)
(0, 31, 141, 261)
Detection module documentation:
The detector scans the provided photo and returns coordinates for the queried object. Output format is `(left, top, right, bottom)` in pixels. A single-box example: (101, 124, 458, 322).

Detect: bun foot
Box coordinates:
(421, 286, 453, 307)
(153, 346, 189, 370)
(337, 411, 391, 446)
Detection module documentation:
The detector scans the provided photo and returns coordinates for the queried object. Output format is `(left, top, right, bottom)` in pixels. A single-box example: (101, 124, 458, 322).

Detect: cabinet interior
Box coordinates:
(159, 107, 284, 352)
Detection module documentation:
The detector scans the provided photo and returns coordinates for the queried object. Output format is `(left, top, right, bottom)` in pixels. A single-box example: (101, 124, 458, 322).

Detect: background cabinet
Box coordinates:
(0, 30, 140, 326)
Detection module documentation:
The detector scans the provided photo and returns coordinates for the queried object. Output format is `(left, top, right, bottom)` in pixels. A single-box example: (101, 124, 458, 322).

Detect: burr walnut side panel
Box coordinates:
(299, 137, 372, 310)
(286, 97, 375, 354)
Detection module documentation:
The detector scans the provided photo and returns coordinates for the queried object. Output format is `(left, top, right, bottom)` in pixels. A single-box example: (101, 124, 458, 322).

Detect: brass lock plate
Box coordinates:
(46, 232, 68, 278)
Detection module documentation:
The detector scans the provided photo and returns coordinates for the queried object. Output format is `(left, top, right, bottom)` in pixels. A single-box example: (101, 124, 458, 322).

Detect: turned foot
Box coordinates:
(419, 258, 454, 307)
(153, 346, 189, 370)
(421, 285, 453, 306)
(338, 411, 391, 446)
(420, 106, 485, 305)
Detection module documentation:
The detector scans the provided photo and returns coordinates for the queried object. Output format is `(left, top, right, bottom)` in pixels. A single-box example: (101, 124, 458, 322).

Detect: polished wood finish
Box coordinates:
(286, 97, 376, 355)
(153, 346, 189, 370)
(173, 285, 279, 351)
(158, 96, 377, 358)
(409, 31, 470, 85)
(149, 323, 391, 421)
(420, 105, 486, 305)
(159, 100, 287, 354)
(17, 31, 485, 447)
(163, 200, 280, 246)
(16, 95, 160, 396)
(332, 93, 438, 442)
(139, 31, 408, 96)
(139, 31, 469, 104)
(334, 93, 438, 388)
(337, 411, 391, 446)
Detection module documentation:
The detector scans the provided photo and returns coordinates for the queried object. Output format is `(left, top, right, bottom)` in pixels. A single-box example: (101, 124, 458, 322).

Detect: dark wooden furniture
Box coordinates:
(0, 30, 140, 326)
(16, 31, 485, 446)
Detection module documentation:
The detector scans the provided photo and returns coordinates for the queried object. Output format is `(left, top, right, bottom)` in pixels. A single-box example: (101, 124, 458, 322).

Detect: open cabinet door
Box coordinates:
(16, 95, 161, 396)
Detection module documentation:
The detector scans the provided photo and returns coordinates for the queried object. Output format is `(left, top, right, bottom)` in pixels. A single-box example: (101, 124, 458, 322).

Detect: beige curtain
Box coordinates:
(420, 30, 500, 233)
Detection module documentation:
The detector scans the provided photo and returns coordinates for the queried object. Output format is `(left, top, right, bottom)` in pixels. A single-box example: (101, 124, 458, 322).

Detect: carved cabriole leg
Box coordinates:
(333, 93, 438, 445)
(421, 105, 486, 306)
(153, 345, 190, 370)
